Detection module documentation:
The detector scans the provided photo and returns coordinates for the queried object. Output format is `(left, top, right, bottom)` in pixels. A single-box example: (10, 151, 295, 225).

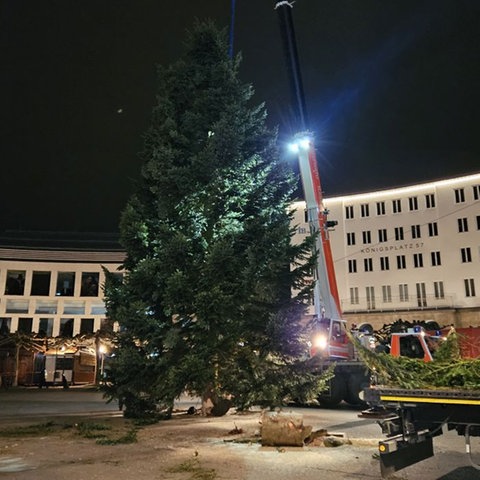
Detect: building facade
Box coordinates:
(291, 172, 480, 330)
(0, 247, 124, 337)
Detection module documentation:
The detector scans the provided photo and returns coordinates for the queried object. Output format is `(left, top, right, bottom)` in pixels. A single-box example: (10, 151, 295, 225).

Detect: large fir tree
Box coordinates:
(103, 21, 326, 418)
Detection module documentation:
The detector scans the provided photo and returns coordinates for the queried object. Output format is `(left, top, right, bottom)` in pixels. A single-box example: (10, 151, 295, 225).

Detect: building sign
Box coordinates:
(361, 242, 424, 254)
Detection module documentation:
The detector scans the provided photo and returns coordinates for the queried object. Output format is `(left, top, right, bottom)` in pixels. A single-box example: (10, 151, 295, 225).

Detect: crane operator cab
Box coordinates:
(310, 318, 351, 360)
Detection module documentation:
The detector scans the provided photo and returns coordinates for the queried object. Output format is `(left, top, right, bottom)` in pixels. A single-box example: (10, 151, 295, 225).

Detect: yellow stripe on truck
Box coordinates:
(380, 395, 480, 406)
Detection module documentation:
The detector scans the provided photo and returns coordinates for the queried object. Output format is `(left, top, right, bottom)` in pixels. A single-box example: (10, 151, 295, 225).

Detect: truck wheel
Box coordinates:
(317, 375, 346, 408)
(343, 374, 370, 407)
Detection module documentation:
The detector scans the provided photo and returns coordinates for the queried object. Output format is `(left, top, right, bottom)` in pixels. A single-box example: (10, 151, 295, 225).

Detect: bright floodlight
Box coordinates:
(289, 137, 311, 154)
(289, 142, 300, 154)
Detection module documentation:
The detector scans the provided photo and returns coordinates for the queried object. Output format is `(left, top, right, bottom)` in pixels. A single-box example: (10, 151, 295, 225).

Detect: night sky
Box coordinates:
(1, 1, 479, 233)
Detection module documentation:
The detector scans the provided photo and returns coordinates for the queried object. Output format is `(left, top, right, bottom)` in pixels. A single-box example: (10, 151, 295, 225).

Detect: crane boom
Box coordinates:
(275, 2, 342, 322)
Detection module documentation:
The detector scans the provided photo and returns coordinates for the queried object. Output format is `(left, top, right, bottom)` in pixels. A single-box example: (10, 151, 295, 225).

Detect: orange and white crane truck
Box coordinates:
(275, 0, 372, 408)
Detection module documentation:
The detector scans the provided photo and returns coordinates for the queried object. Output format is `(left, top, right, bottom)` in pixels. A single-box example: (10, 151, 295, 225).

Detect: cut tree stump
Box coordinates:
(260, 411, 312, 447)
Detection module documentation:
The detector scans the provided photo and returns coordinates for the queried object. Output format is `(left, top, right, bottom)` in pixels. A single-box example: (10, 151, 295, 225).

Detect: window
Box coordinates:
(382, 285, 392, 303)
(425, 193, 436, 208)
(63, 301, 85, 315)
(408, 196, 418, 211)
(399, 284, 409, 302)
(350, 287, 359, 305)
(364, 258, 373, 272)
(91, 303, 107, 315)
(461, 247, 472, 263)
(35, 301, 57, 314)
(362, 231, 371, 244)
(376, 201, 386, 215)
(477, 216, 480, 230)
(0, 318, 12, 334)
(416, 282, 427, 307)
(348, 259, 357, 273)
(397, 255, 406, 269)
(378, 229, 387, 243)
(17, 318, 33, 334)
(465, 278, 476, 297)
(100, 318, 114, 333)
(5, 270, 26, 295)
(454, 188, 465, 203)
(474, 185, 480, 201)
(60, 318, 74, 337)
(80, 318, 94, 335)
(458, 218, 468, 233)
(413, 253, 424, 268)
(361, 204, 370, 217)
(428, 222, 438, 237)
(392, 199, 402, 213)
(431, 251, 441, 266)
(31, 271, 51, 296)
(6, 299, 29, 313)
(399, 336, 425, 359)
(434, 281, 445, 299)
(394, 227, 404, 241)
(304, 210, 309, 223)
(411, 225, 421, 239)
(81, 272, 99, 297)
(366, 286, 375, 310)
(345, 205, 354, 219)
(347, 232, 356, 246)
(380, 257, 390, 271)
(38, 318, 54, 337)
(56, 272, 75, 296)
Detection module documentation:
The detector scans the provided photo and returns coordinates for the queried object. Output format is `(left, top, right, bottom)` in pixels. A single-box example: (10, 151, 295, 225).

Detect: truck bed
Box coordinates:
(361, 386, 480, 477)
(364, 386, 480, 406)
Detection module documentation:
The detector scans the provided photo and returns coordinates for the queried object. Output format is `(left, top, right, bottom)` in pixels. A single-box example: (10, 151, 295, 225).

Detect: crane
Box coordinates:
(274, 1, 348, 360)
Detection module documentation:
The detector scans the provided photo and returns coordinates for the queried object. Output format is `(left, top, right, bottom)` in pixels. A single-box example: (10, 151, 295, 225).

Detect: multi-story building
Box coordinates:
(0, 234, 125, 384)
(291, 172, 480, 330)
(0, 238, 124, 337)
(1, 172, 479, 338)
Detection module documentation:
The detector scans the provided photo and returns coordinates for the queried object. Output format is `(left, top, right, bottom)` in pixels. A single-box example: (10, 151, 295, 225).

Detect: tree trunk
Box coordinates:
(201, 386, 232, 417)
(260, 411, 312, 447)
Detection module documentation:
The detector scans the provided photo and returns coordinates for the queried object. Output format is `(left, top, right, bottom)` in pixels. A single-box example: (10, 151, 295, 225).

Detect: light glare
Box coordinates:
(299, 138, 310, 150)
(289, 143, 300, 154)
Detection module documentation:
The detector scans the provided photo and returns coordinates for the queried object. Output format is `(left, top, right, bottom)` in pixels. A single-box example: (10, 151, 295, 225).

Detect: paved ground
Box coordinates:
(0, 385, 120, 419)
(1, 387, 480, 479)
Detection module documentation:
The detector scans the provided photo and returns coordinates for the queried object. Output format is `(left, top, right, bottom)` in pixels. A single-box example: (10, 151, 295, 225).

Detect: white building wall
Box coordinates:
(292, 172, 480, 326)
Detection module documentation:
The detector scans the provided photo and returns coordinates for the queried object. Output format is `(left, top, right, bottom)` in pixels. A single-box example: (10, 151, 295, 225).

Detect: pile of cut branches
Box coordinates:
(350, 330, 480, 391)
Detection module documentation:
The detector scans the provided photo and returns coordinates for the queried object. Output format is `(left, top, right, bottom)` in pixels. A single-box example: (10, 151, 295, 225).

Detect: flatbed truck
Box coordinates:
(360, 386, 480, 478)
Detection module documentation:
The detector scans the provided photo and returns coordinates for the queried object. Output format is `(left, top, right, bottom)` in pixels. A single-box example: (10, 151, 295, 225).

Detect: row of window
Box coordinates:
(346, 216, 480, 246)
(344, 185, 480, 219)
(347, 249, 478, 273)
(349, 278, 476, 307)
(1, 269, 121, 297)
(1, 298, 106, 315)
(0, 316, 111, 337)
